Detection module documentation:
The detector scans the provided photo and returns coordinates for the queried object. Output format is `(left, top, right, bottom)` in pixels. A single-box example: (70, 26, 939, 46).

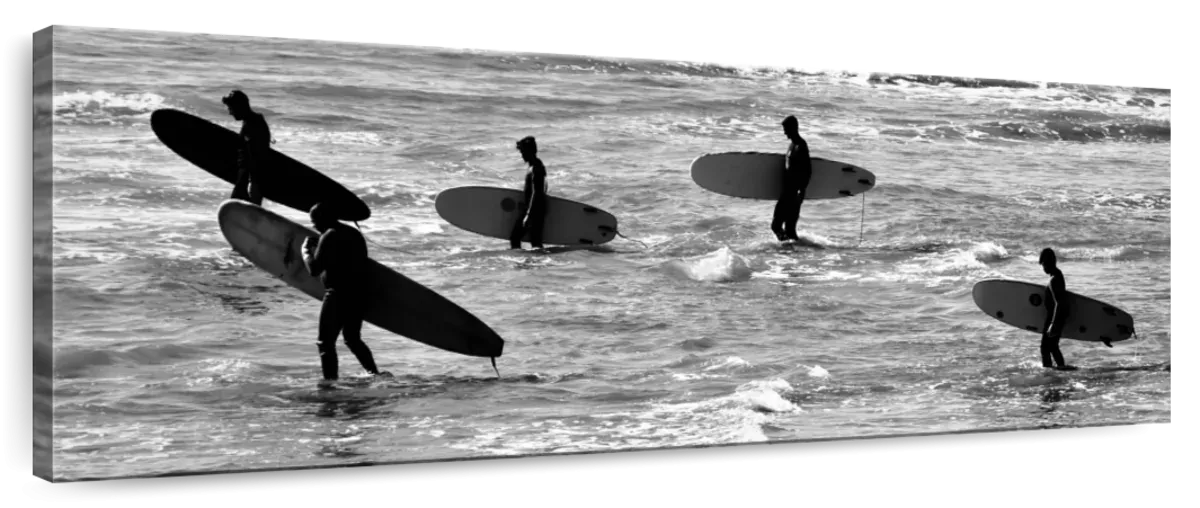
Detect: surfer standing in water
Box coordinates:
(303, 202, 390, 384)
(510, 136, 547, 250)
(1039, 248, 1079, 371)
(223, 90, 271, 205)
(772, 115, 813, 242)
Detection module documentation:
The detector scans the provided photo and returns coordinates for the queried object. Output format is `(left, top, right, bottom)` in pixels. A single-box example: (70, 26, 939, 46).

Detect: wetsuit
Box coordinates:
(509, 158, 547, 249)
(308, 223, 379, 380)
(1041, 267, 1068, 368)
(231, 111, 271, 205)
(772, 136, 813, 241)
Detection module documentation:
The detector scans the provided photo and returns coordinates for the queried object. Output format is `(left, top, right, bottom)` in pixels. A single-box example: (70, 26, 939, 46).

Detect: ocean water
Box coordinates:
(42, 26, 1170, 481)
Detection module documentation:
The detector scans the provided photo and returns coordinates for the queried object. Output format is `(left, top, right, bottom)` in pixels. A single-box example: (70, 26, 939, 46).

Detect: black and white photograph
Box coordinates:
(33, 21, 1173, 481)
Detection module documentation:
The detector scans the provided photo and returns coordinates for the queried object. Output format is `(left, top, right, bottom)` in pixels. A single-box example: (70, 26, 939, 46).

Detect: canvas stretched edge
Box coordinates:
(33, 25, 55, 482)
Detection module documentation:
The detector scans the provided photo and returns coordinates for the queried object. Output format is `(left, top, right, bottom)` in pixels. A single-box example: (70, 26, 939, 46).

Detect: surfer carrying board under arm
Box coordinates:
(510, 136, 547, 250)
(222, 90, 271, 205)
(302, 202, 391, 383)
(1039, 247, 1112, 371)
(772, 115, 813, 242)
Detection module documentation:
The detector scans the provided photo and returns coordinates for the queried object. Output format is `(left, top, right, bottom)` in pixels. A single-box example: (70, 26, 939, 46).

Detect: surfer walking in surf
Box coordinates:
(772, 115, 812, 242)
(510, 136, 547, 250)
(1039, 248, 1078, 371)
(302, 202, 390, 384)
(223, 90, 271, 205)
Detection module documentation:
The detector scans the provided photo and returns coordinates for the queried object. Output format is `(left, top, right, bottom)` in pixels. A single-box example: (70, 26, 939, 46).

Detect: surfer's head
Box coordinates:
(222, 90, 251, 118)
(781, 115, 799, 138)
(1039, 248, 1058, 272)
(308, 202, 337, 231)
(516, 136, 537, 161)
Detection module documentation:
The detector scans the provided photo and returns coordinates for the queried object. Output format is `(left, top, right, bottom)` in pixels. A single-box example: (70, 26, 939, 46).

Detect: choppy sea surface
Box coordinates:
(40, 26, 1170, 481)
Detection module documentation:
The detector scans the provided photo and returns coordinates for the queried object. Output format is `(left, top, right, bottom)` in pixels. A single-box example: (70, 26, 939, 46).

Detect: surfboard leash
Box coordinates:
(599, 225, 650, 249)
(354, 221, 417, 256)
(858, 192, 867, 247)
(1131, 329, 1140, 363)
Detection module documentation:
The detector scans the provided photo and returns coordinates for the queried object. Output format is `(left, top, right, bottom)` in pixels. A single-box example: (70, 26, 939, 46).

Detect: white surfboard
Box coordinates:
(972, 279, 1135, 343)
(435, 186, 618, 246)
(690, 152, 876, 200)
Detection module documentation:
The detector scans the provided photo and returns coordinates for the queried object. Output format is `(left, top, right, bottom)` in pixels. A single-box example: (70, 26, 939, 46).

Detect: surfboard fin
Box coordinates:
(491, 357, 500, 379)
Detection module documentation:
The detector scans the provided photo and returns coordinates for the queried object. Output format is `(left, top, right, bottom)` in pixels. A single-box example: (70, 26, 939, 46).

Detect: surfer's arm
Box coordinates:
(794, 138, 813, 193)
(303, 232, 334, 277)
(524, 160, 547, 219)
(247, 119, 270, 158)
(1046, 274, 1067, 335)
(1045, 289, 1059, 335)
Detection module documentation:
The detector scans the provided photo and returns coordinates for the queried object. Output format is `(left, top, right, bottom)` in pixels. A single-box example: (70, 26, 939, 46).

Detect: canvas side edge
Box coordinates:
(32, 25, 55, 483)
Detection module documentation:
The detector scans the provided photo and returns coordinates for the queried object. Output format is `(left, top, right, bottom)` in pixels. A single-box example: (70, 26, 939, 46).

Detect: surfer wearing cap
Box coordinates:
(222, 90, 271, 205)
(772, 115, 813, 242)
(302, 202, 389, 383)
(510, 136, 547, 250)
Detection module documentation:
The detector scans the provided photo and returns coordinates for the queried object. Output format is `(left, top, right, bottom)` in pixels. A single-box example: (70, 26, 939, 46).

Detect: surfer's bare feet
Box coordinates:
(375, 371, 394, 378)
(317, 379, 337, 389)
(1055, 365, 1078, 371)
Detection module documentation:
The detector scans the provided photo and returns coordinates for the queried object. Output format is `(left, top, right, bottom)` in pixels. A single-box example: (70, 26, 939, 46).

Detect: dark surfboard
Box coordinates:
(151, 108, 371, 221)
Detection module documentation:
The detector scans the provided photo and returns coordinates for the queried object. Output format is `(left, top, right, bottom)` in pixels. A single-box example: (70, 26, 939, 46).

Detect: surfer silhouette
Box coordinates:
(302, 202, 389, 383)
(222, 90, 271, 205)
(772, 115, 813, 242)
(1039, 248, 1080, 370)
(510, 136, 547, 250)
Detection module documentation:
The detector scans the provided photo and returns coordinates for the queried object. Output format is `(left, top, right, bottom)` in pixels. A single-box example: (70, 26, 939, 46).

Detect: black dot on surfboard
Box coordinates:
(1079, 326, 1087, 333)
(839, 190, 852, 196)
(841, 166, 855, 172)
(1029, 294, 1043, 307)
(996, 311, 1004, 319)
(500, 198, 516, 212)
(1102, 306, 1117, 316)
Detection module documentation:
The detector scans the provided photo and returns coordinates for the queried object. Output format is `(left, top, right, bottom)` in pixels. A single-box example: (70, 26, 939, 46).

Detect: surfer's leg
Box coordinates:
(529, 203, 546, 249)
(771, 198, 787, 241)
(1050, 339, 1066, 368)
(340, 298, 379, 375)
(1040, 334, 1067, 368)
(785, 192, 803, 241)
(1040, 333, 1055, 368)
(231, 175, 250, 201)
(231, 149, 252, 200)
(317, 294, 341, 380)
(509, 210, 527, 249)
